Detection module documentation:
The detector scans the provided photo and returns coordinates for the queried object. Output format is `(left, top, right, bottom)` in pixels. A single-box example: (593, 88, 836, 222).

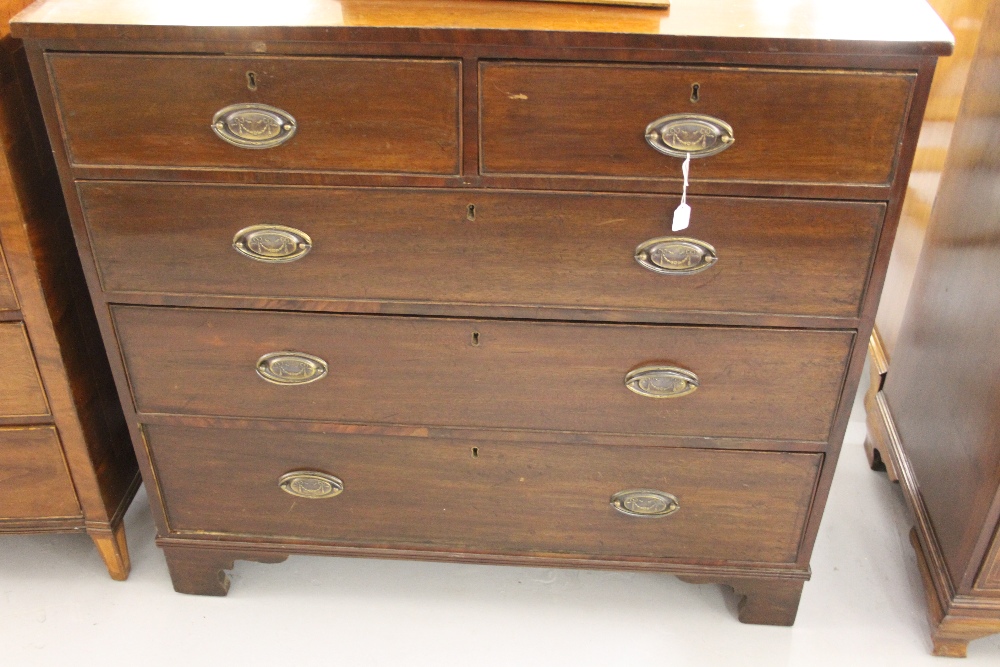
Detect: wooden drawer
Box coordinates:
(480, 62, 915, 185)
(47, 54, 461, 175)
(0, 242, 16, 311)
(81, 181, 884, 320)
(0, 322, 48, 418)
(0, 427, 80, 520)
(146, 423, 821, 563)
(114, 307, 852, 442)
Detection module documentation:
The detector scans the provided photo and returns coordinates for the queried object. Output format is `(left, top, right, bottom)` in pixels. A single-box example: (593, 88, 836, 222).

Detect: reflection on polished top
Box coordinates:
(12, 0, 953, 54)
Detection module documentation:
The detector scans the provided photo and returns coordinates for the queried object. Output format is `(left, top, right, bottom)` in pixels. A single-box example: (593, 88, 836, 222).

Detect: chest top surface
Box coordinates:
(11, 0, 953, 55)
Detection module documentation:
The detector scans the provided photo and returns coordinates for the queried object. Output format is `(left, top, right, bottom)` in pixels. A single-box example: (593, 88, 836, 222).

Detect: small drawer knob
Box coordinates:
(625, 366, 699, 398)
(256, 351, 328, 385)
(611, 489, 679, 518)
(233, 225, 312, 263)
(645, 113, 734, 158)
(212, 103, 297, 149)
(635, 237, 717, 275)
(279, 471, 344, 499)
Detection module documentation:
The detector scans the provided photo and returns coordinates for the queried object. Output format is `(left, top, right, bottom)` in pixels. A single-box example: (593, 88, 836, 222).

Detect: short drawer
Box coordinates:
(47, 54, 461, 175)
(81, 181, 884, 320)
(0, 242, 17, 311)
(147, 423, 821, 564)
(0, 323, 48, 418)
(481, 62, 914, 185)
(0, 427, 80, 520)
(114, 307, 852, 442)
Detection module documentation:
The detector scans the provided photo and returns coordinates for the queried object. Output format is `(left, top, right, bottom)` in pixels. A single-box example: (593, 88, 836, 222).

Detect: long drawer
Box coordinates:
(0, 322, 49, 418)
(146, 423, 821, 563)
(0, 242, 16, 311)
(113, 307, 852, 442)
(480, 62, 914, 185)
(80, 182, 884, 320)
(47, 54, 462, 175)
(0, 427, 80, 521)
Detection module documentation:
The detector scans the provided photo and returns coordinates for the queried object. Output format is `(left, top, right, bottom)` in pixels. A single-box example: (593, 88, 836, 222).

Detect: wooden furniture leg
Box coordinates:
(89, 522, 130, 581)
(678, 575, 805, 626)
(162, 545, 288, 596)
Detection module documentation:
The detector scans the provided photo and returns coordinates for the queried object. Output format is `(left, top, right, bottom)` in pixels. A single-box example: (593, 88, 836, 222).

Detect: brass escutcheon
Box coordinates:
(635, 237, 717, 275)
(610, 489, 680, 518)
(279, 471, 344, 499)
(233, 225, 312, 263)
(212, 103, 296, 149)
(645, 113, 734, 158)
(625, 366, 699, 398)
(256, 351, 328, 385)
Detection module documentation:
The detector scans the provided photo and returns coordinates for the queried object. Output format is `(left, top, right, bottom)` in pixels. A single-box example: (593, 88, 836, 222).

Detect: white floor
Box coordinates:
(3, 377, 999, 666)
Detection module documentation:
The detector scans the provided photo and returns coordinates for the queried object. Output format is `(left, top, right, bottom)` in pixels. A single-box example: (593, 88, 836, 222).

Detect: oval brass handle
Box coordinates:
(212, 103, 297, 149)
(233, 225, 312, 263)
(635, 237, 717, 275)
(611, 489, 679, 518)
(279, 471, 344, 499)
(625, 366, 699, 398)
(256, 351, 328, 385)
(645, 113, 734, 158)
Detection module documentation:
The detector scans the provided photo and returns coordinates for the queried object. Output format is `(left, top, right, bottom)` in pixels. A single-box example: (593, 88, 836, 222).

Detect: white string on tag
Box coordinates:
(672, 151, 692, 232)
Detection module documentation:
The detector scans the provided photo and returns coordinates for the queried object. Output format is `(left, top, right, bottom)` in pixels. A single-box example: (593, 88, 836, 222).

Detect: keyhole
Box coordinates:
(467, 204, 476, 222)
(246, 71, 258, 91)
(471, 447, 479, 458)
(690, 83, 700, 103)
(472, 331, 480, 346)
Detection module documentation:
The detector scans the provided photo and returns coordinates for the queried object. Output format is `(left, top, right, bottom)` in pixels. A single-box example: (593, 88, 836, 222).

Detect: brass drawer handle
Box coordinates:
(256, 351, 328, 385)
(645, 113, 734, 158)
(212, 103, 297, 149)
(635, 237, 717, 275)
(279, 471, 344, 499)
(233, 225, 312, 263)
(625, 366, 699, 398)
(611, 489, 679, 518)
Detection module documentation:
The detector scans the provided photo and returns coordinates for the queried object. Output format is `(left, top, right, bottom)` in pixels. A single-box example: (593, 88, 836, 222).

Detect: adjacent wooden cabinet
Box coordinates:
(865, 0, 1000, 656)
(0, 0, 137, 578)
(12, 0, 951, 622)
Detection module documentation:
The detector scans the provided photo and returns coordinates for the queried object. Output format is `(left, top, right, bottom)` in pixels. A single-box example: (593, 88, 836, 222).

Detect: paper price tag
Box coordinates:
(672, 152, 692, 232)
(672, 202, 691, 231)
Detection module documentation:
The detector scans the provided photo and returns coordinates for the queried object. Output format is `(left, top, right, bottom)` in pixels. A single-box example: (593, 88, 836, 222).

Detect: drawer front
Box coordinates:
(0, 242, 16, 311)
(48, 54, 461, 175)
(81, 181, 883, 319)
(147, 424, 821, 563)
(0, 427, 80, 520)
(0, 323, 48, 418)
(481, 62, 914, 185)
(114, 307, 852, 442)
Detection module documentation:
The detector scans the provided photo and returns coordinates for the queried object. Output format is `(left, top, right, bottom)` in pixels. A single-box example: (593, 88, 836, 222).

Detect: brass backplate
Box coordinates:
(625, 365, 699, 398)
(611, 489, 680, 517)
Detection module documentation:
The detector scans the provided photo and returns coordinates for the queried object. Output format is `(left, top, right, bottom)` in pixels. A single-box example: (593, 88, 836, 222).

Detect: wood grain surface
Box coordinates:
(146, 423, 820, 563)
(0, 322, 48, 417)
(0, 426, 80, 519)
(10, 0, 953, 56)
(48, 53, 462, 175)
(481, 62, 915, 186)
(79, 181, 885, 321)
(113, 306, 853, 442)
(0, 243, 16, 311)
(883, 6, 1000, 595)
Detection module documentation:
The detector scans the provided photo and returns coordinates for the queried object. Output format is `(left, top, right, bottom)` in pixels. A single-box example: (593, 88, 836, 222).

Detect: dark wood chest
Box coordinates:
(12, 0, 952, 624)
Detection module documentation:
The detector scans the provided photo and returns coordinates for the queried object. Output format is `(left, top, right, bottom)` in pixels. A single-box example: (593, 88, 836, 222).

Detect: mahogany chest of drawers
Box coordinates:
(13, 0, 951, 623)
(0, 0, 136, 578)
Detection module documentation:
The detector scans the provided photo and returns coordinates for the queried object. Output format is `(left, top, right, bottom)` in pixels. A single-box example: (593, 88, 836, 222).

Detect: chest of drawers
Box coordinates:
(12, 0, 951, 624)
(0, 0, 137, 579)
